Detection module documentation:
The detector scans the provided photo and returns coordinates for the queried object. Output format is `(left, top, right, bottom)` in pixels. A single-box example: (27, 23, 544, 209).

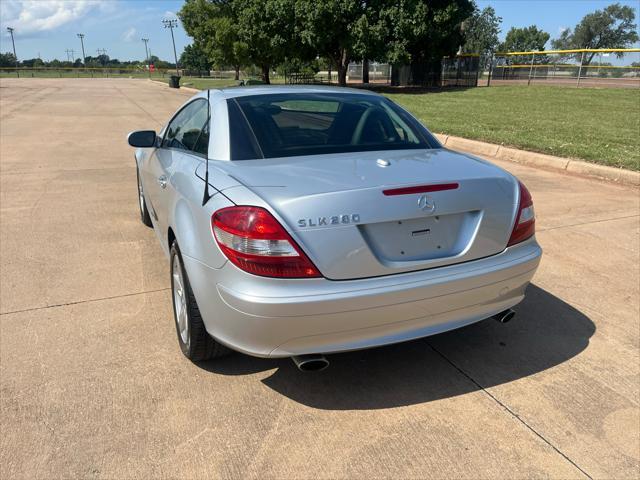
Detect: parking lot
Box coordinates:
(0, 78, 638, 479)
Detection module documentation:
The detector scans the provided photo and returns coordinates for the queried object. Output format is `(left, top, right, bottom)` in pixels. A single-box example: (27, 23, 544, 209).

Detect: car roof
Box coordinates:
(209, 84, 381, 100)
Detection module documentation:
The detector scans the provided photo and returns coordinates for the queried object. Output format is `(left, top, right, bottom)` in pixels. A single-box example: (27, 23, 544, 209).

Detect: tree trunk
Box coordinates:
(337, 64, 347, 86)
(330, 49, 350, 87)
(234, 65, 240, 81)
(261, 64, 270, 84)
(362, 58, 369, 84)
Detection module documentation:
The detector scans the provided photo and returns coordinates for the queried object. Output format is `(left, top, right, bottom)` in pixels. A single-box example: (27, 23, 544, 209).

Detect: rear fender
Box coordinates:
(171, 192, 234, 269)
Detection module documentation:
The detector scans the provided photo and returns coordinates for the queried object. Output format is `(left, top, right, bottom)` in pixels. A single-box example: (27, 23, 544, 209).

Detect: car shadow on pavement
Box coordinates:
(197, 285, 595, 410)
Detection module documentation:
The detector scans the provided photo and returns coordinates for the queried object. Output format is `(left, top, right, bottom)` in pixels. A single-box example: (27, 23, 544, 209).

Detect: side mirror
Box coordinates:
(127, 130, 157, 148)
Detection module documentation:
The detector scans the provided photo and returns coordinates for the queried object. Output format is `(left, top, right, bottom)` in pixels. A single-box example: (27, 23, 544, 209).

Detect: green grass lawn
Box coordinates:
(387, 86, 640, 171)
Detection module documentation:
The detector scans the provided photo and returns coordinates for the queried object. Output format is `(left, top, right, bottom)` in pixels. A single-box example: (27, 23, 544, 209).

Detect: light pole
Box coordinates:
(77, 33, 87, 66)
(142, 38, 150, 78)
(7, 27, 19, 77)
(162, 19, 180, 76)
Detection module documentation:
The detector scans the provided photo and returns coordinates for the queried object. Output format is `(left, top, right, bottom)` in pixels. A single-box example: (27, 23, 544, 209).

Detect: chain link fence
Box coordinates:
(0, 66, 174, 79)
(487, 48, 640, 88)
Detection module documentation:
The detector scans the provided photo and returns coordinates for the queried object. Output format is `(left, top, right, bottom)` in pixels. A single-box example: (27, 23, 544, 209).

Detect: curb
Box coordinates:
(435, 134, 639, 187)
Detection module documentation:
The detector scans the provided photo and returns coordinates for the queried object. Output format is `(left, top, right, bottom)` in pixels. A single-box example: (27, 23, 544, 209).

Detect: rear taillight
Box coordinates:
(507, 181, 535, 247)
(212, 206, 321, 278)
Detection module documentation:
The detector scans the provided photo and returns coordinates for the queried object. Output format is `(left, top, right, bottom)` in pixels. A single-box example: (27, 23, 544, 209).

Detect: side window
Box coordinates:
(162, 99, 210, 155)
(192, 119, 209, 156)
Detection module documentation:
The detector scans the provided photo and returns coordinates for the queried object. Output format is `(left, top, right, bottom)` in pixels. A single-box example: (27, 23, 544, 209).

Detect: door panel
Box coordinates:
(143, 148, 174, 239)
(142, 97, 211, 251)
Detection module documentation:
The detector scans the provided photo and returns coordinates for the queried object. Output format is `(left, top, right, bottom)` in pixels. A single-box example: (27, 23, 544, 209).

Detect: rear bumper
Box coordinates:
(182, 238, 542, 358)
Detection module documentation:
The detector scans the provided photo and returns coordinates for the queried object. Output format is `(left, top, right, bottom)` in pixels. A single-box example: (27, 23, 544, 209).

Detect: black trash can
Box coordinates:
(169, 75, 181, 88)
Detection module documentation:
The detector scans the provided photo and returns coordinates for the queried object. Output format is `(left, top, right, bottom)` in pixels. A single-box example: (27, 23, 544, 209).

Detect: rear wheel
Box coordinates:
(170, 241, 229, 361)
(136, 167, 153, 227)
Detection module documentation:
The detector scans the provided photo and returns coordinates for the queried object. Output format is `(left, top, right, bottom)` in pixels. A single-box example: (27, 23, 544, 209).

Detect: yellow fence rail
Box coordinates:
(495, 48, 640, 56)
(487, 47, 640, 88)
(501, 64, 640, 69)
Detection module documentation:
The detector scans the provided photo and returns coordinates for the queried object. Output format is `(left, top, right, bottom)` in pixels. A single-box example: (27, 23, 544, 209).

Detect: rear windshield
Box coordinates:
(228, 93, 436, 160)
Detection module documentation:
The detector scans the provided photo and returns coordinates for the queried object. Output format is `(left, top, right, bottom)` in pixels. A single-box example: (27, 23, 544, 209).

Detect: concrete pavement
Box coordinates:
(1, 78, 638, 479)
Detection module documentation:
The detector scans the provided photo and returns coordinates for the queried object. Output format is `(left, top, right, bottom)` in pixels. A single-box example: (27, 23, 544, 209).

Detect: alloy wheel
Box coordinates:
(172, 254, 190, 347)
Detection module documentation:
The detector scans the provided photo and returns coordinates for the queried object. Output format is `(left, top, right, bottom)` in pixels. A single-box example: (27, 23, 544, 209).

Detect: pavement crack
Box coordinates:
(538, 214, 639, 233)
(427, 341, 594, 480)
(112, 84, 163, 126)
(0, 288, 170, 316)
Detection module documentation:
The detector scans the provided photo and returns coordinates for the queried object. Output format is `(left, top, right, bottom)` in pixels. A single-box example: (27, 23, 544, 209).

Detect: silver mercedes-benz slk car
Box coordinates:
(128, 86, 541, 371)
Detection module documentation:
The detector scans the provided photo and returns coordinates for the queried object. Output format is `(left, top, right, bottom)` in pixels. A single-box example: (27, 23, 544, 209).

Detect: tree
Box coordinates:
(462, 6, 501, 69)
(234, 0, 306, 83)
(0, 52, 17, 67)
(500, 26, 550, 52)
(179, 0, 479, 86)
(551, 3, 638, 65)
(296, 0, 389, 86)
(499, 25, 550, 65)
(179, 0, 249, 80)
(179, 0, 296, 83)
(382, 0, 475, 86)
(209, 16, 249, 79)
(180, 43, 212, 74)
(96, 54, 110, 66)
(20, 58, 44, 68)
(83, 55, 100, 67)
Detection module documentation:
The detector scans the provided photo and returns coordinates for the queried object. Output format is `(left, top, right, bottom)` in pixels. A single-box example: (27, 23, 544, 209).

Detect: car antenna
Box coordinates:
(202, 89, 212, 206)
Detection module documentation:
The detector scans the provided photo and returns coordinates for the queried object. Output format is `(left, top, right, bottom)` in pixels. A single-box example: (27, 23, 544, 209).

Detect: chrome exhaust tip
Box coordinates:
(291, 354, 329, 372)
(493, 308, 516, 324)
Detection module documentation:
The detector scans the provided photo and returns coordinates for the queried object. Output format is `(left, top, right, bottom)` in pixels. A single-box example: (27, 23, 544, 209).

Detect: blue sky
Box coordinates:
(0, 1, 189, 62)
(0, 0, 638, 62)
(477, 0, 640, 43)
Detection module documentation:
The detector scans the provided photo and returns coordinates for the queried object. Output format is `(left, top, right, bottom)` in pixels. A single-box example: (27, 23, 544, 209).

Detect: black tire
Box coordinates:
(170, 241, 229, 361)
(136, 166, 153, 228)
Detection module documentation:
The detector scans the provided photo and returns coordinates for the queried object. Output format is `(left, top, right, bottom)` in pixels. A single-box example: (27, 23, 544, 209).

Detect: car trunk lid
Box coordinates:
(199, 148, 518, 280)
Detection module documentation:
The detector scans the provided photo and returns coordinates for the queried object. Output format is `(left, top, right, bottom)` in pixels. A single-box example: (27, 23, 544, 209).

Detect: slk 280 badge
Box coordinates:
(298, 214, 361, 228)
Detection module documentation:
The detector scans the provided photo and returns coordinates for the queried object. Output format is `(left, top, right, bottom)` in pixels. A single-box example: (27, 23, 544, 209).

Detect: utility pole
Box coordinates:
(162, 19, 180, 76)
(7, 27, 19, 78)
(141, 38, 150, 78)
(77, 33, 87, 66)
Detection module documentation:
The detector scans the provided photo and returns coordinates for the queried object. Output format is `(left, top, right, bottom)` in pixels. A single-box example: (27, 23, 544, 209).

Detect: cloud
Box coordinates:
(122, 26, 136, 43)
(0, 0, 110, 34)
(163, 11, 178, 20)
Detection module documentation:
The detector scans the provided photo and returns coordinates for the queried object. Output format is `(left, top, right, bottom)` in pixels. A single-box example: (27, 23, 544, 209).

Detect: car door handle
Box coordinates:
(157, 175, 167, 189)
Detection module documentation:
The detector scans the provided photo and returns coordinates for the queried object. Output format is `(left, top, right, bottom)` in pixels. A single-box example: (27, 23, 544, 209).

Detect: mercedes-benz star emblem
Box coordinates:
(418, 194, 436, 213)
